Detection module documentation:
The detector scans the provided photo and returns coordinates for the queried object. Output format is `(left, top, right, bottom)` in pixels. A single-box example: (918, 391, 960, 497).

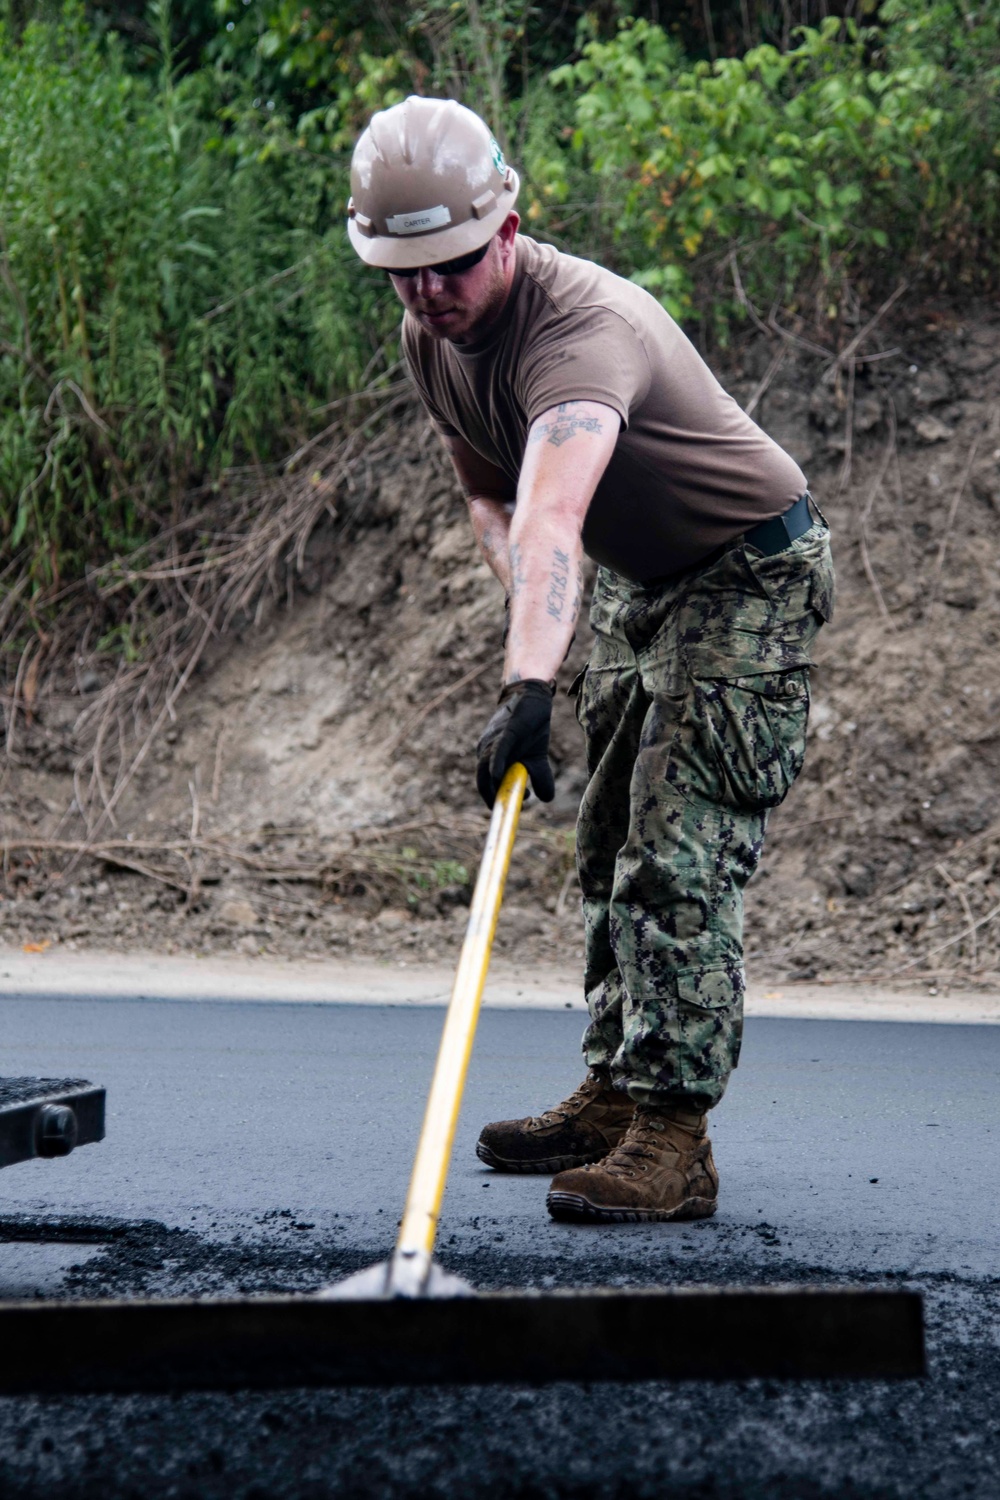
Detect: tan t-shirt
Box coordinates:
(402, 235, 807, 582)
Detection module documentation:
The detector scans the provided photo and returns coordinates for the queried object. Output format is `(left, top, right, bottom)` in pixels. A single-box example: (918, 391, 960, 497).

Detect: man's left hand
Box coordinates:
(476, 680, 555, 809)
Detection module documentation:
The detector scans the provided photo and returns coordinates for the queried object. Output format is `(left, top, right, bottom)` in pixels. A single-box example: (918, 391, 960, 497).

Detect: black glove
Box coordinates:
(476, 680, 555, 810)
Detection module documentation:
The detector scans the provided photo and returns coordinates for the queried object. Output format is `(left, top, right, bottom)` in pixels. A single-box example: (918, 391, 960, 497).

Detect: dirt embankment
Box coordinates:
(4, 302, 1000, 987)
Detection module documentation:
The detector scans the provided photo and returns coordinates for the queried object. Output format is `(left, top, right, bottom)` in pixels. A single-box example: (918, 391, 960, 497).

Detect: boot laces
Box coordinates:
(528, 1072, 604, 1131)
(601, 1113, 676, 1178)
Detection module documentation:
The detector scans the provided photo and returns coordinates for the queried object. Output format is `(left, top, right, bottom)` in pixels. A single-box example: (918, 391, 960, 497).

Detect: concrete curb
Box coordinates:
(1, 947, 998, 1023)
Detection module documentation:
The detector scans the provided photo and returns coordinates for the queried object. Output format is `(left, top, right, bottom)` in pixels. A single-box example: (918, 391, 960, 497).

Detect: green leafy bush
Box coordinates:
(527, 11, 998, 326)
(3, 0, 999, 608)
(208, 0, 568, 156)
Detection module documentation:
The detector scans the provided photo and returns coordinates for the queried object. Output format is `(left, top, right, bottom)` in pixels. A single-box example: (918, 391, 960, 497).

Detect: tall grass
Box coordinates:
(0, 2, 395, 594)
(2, 0, 999, 605)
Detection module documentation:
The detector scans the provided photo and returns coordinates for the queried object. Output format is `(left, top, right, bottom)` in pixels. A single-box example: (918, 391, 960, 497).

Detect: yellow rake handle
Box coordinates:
(394, 763, 527, 1274)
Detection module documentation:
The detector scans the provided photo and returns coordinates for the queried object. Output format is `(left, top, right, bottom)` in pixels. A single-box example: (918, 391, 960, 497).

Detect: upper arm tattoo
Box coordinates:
(528, 401, 606, 448)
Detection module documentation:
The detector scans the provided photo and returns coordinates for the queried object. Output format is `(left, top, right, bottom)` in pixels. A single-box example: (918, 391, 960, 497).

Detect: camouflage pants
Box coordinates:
(574, 514, 834, 1111)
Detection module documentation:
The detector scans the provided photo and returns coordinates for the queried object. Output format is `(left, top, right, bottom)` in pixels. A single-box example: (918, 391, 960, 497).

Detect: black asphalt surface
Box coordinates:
(0, 995, 998, 1498)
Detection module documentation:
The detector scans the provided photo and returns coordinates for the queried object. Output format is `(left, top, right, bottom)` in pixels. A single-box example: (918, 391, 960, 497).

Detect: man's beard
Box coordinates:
(447, 253, 510, 343)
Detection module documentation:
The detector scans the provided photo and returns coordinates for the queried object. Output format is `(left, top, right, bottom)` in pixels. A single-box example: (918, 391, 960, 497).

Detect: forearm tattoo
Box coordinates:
(509, 541, 527, 594)
(528, 401, 605, 447)
(546, 547, 571, 621)
(506, 541, 582, 672)
(480, 525, 503, 573)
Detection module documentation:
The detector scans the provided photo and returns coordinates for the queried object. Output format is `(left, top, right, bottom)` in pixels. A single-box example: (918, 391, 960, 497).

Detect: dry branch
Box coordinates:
(931, 435, 981, 603)
(856, 405, 898, 630)
(1, 382, 415, 865)
(890, 899, 1000, 976)
(743, 345, 787, 419)
(387, 656, 501, 753)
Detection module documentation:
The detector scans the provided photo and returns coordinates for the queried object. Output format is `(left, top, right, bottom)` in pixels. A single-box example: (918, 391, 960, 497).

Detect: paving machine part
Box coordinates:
(0, 767, 925, 1387)
(0, 1078, 106, 1169)
(0, 1286, 924, 1391)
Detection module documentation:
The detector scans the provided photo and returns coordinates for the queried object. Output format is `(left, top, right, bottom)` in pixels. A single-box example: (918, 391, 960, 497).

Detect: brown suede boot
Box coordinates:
(476, 1071, 634, 1174)
(545, 1104, 719, 1222)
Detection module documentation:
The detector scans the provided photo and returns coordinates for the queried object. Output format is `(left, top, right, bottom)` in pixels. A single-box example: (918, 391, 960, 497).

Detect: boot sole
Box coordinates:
(545, 1190, 718, 1224)
(475, 1141, 610, 1175)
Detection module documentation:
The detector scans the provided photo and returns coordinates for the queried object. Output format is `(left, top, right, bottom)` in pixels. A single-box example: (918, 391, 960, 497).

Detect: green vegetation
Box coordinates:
(397, 850, 471, 900)
(1, 0, 998, 606)
(0, 2, 395, 591)
(526, 5, 999, 328)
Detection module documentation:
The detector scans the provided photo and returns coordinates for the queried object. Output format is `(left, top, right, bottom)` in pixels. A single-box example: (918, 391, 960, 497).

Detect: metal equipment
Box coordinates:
(0, 1077, 105, 1169)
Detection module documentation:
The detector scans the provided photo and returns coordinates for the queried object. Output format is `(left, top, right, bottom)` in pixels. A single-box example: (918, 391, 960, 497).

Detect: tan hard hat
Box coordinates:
(347, 96, 520, 270)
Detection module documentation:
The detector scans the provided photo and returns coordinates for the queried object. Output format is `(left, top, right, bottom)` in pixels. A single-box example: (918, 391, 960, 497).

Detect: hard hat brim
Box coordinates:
(348, 173, 519, 271)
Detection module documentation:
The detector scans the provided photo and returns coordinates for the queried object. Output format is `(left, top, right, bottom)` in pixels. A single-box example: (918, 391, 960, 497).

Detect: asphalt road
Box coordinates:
(1, 995, 998, 1498)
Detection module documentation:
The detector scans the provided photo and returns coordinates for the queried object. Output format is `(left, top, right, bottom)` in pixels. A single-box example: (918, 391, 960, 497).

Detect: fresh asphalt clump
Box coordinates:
(0, 1217, 997, 1499)
(0, 1209, 926, 1300)
(1, 1007, 993, 1494)
(0, 1213, 376, 1300)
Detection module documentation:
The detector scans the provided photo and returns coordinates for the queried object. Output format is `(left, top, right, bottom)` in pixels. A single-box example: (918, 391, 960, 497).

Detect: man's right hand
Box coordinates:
(475, 680, 555, 809)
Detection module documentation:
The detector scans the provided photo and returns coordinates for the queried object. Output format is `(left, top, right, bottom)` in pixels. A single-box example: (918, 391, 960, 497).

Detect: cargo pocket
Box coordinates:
(567, 667, 587, 728)
(743, 517, 836, 633)
(810, 550, 836, 624)
(677, 965, 744, 1084)
(693, 667, 810, 813)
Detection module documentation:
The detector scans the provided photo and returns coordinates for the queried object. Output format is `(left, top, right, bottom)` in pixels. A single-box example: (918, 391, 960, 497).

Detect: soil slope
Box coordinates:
(5, 302, 1000, 988)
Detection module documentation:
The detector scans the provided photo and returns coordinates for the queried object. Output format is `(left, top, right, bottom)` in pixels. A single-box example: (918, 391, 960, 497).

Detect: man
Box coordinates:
(347, 96, 833, 1224)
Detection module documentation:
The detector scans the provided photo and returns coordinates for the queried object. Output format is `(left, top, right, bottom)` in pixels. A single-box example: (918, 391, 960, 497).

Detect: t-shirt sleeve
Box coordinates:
(517, 306, 652, 430)
(401, 316, 460, 439)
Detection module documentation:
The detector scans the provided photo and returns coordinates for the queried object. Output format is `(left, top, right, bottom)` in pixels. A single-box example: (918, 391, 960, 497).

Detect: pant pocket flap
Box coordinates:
(685, 636, 814, 677)
(638, 654, 687, 695)
(676, 966, 741, 1012)
(708, 668, 810, 700)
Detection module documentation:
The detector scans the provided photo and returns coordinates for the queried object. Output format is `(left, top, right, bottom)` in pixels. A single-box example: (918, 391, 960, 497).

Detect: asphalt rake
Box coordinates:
(0, 767, 924, 1391)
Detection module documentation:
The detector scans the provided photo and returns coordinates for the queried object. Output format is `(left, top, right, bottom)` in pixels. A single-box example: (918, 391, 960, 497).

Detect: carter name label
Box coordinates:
(386, 205, 453, 235)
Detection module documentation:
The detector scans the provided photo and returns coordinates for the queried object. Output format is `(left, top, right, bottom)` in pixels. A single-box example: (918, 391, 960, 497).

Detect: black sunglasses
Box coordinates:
(387, 241, 491, 279)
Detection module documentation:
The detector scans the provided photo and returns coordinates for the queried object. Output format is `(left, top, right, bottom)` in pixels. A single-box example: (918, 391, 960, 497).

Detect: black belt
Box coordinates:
(743, 491, 814, 557)
(637, 492, 818, 587)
